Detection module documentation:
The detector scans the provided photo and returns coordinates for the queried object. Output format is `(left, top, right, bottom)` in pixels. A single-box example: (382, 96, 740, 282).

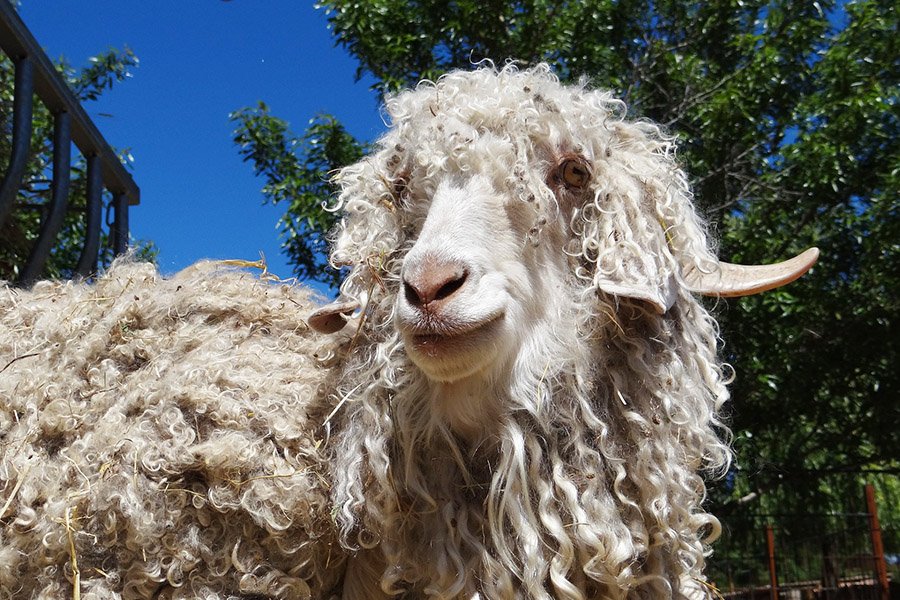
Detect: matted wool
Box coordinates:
(0, 260, 345, 599)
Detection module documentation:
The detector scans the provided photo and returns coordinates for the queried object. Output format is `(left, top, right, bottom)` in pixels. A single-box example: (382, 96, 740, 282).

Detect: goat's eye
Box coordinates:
(548, 155, 592, 194)
(560, 158, 590, 189)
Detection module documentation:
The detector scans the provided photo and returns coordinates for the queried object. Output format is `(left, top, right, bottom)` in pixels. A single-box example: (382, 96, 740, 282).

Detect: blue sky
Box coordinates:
(16, 0, 385, 292)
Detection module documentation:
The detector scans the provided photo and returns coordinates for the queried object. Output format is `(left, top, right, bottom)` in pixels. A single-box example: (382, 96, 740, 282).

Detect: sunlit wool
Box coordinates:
(327, 64, 731, 599)
(0, 261, 345, 599)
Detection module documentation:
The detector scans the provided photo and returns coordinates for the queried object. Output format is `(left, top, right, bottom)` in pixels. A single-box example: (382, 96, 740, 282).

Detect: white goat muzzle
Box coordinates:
(395, 177, 517, 383)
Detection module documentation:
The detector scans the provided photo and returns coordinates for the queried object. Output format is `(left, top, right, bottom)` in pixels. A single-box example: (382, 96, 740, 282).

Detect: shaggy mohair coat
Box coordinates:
(325, 63, 728, 600)
(0, 261, 346, 599)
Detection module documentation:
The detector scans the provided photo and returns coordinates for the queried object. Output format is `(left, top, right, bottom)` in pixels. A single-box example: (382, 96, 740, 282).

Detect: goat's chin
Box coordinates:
(403, 317, 510, 383)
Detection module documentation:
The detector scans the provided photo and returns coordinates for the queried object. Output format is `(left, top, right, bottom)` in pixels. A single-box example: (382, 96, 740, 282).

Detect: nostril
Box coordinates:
(434, 270, 467, 301)
(403, 261, 469, 308)
(404, 280, 423, 307)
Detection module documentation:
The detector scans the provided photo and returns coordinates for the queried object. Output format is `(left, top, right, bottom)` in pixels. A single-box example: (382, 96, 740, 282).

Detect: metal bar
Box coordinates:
(0, 55, 34, 228)
(0, 1, 139, 206)
(19, 111, 71, 284)
(865, 484, 890, 600)
(111, 192, 129, 255)
(765, 524, 778, 600)
(75, 154, 102, 277)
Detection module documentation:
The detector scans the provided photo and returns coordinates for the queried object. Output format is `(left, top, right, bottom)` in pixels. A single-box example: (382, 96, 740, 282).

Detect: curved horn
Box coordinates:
(685, 247, 819, 298)
(308, 299, 360, 334)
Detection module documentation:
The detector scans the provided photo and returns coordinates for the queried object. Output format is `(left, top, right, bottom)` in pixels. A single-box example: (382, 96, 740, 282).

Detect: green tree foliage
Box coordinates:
(0, 46, 156, 281)
(234, 0, 898, 547)
(711, 0, 898, 515)
(230, 106, 365, 288)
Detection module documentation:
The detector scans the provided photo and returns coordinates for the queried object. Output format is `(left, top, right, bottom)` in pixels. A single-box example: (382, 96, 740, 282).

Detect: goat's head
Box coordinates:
(311, 64, 817, 388)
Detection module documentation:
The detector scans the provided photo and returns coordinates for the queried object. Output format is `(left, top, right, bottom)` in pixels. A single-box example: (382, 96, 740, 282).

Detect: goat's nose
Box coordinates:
(403, 260, 469, 308)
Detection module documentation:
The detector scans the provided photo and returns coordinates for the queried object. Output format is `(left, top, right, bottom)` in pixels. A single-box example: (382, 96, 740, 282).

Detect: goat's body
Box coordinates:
(0, 262, 345, 599)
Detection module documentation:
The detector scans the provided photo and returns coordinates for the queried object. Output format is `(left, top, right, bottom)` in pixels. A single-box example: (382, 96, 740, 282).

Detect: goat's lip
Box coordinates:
(404, 314, 503, 357)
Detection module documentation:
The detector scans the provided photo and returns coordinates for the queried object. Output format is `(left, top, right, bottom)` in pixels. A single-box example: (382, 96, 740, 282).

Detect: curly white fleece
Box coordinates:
(327, 64, 730, 599)
(0, 261, 345, 599)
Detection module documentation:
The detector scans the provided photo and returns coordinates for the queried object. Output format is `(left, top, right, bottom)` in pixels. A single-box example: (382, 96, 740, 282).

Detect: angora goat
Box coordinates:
(310, 63, 816, 600)
(0, 64, 817, 600)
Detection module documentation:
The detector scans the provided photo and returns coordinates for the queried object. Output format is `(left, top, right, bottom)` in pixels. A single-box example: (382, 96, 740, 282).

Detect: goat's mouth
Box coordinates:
(405, 314, 504, 360)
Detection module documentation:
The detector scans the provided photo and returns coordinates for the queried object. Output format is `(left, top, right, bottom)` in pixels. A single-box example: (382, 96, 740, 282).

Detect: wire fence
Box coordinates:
(707, 485, 895, 600)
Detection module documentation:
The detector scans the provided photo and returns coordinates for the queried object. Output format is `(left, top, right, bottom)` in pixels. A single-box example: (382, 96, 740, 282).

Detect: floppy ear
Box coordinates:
(577, 168, 681, 314)
(548, 152, 675, 313)
(308, 299, 360, 333)
(575, 158, 818, 313)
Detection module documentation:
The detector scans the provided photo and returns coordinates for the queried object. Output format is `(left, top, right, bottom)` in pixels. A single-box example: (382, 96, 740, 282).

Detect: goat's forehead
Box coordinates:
(424, 176, 505, 221)
(384, 93, 612, 171)
(381, 120, 580, 180)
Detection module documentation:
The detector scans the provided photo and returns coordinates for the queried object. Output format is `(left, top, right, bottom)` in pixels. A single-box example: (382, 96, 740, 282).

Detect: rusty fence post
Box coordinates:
(766, 524, 779, 600)
(865, 483, 890, 600)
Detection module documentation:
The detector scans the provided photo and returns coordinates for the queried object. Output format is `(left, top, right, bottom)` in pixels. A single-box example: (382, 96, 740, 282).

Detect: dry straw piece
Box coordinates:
(0, 260, 345, 599)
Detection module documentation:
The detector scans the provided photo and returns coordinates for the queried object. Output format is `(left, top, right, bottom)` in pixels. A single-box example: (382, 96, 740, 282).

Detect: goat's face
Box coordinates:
(395, 173, 549, 383)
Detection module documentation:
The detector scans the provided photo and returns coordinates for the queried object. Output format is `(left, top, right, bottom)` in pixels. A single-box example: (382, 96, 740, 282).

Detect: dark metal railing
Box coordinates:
(0, 1, 140, 282)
